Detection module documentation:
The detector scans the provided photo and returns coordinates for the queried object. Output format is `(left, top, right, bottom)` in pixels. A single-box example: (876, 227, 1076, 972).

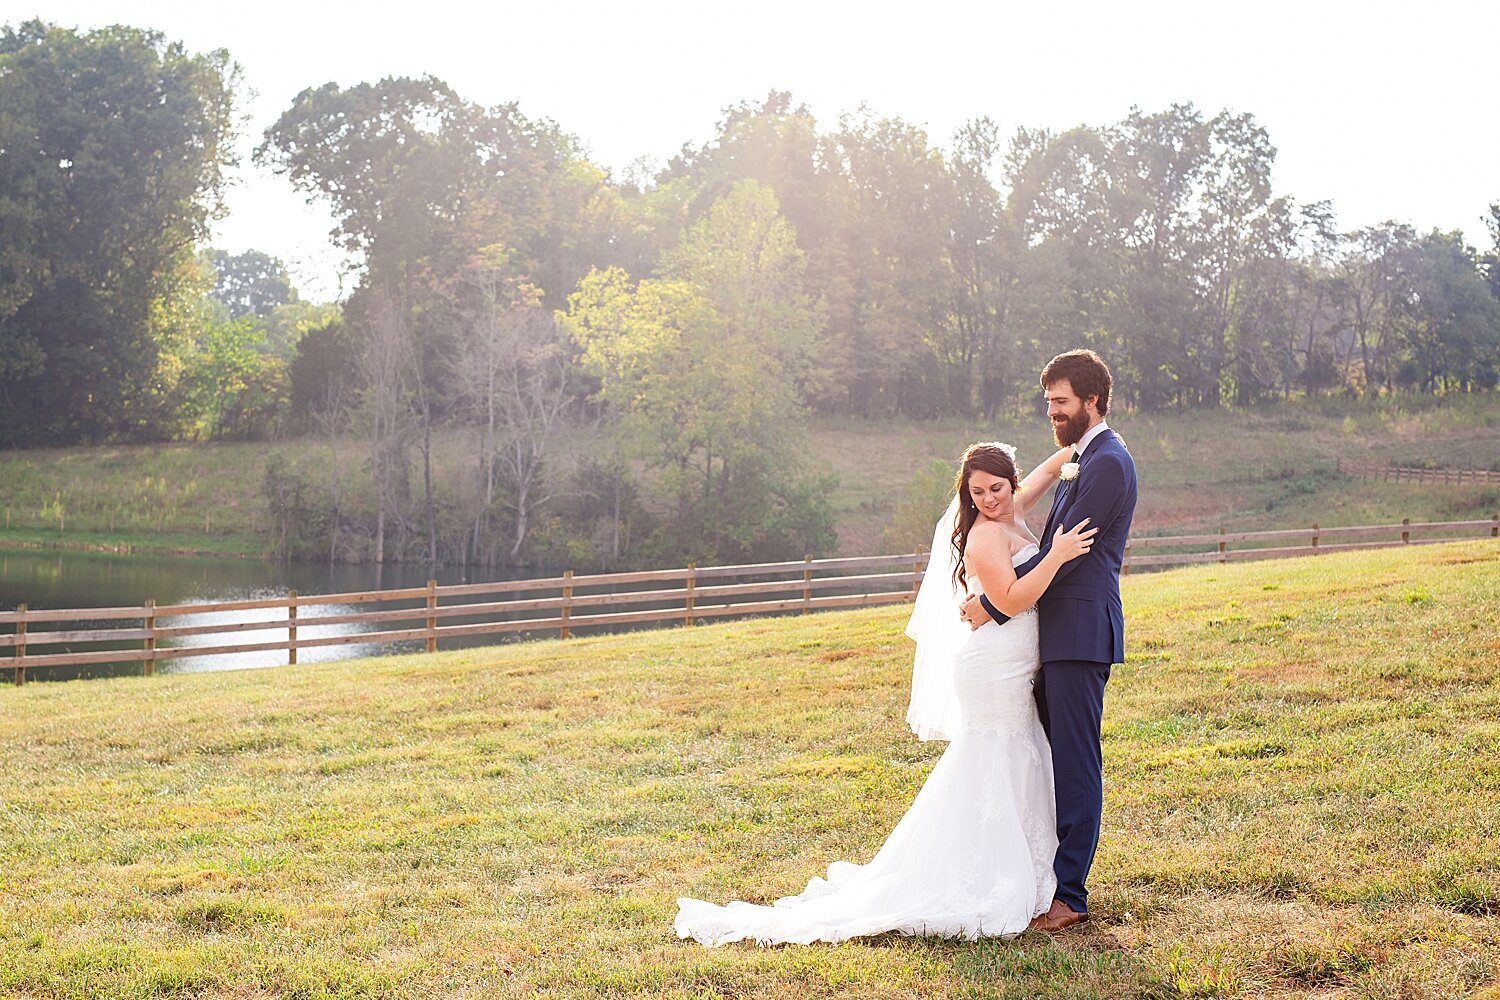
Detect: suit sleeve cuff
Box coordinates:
(978, 594, 1010, 624)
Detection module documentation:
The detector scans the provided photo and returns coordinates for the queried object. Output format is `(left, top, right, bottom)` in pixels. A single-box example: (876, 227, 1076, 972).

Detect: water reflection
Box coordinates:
(157, 595, 404, 674)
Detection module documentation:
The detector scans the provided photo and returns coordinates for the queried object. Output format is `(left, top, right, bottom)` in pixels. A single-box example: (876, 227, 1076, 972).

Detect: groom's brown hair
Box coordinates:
(1042, 349, 1112, 416)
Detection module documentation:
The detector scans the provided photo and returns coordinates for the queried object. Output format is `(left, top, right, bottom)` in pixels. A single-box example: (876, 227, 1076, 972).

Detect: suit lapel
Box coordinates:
(1043, 479, 1069, 539)
(1045, 429, 1114, 537)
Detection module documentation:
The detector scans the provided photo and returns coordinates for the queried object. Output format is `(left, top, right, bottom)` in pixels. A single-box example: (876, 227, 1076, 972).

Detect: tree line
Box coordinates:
(3, 22, 1498, 567)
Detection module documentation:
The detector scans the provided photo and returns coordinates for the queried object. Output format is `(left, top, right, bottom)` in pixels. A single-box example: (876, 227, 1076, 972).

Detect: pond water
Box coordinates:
(0, 548, 545, 682)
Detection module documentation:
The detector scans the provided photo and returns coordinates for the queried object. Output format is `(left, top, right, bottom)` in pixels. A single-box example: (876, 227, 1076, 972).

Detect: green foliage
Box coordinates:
(257, 75, 581, 309)
(564, 182, 834, 563)
(182, 314, 290, 440)
(0, 20, 238, 446)
(209, 249, 295, 320)
(289, 319, 357, 423)
(261, 453, 327, 560)
(882, 459, 959, 555)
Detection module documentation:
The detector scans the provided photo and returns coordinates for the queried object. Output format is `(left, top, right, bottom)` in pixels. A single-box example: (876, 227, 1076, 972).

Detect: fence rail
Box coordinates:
(1338, 460, 1500, 485)
(5, 516, 1496, 683)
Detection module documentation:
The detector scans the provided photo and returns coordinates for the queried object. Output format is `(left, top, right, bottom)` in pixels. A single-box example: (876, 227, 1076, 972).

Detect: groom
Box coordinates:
(960, 349, 1138, 933)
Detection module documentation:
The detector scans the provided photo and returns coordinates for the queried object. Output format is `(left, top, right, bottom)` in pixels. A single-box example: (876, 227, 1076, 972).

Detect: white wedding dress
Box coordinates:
(675, 544, 1058, 946)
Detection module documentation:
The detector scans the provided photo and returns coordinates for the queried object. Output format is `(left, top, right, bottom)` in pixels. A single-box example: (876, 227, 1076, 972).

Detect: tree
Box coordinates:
(1393, 231, 1500, 392)
(258, 76, 577, 306)
(0, 20, 238, 445)
(260, 77, 592, 564)
(821, 110, 959, 416)
(658, 180, 824, 397)
(448, 251, 574, 564)
(354, 287, 415, 563)
(562, 183, 833, 563)
(184, 313, 289, 439)
(210, 249, 295, 319)
(1481, 203, 1500, 304)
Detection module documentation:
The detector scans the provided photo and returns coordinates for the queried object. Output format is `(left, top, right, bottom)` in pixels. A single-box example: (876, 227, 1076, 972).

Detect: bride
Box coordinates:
(675, 442, 1093, 945)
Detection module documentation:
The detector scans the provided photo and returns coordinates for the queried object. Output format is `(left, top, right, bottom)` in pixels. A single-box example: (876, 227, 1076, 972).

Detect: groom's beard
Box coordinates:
(1052, 409, 1090, 447)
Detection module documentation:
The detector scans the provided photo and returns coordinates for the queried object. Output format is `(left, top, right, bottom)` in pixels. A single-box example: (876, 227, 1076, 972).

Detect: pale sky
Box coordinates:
(20, 0, 1500, 301)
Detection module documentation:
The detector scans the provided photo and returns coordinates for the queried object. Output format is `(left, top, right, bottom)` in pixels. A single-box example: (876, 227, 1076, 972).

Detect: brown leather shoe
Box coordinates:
(1035, 899, 1091, 933)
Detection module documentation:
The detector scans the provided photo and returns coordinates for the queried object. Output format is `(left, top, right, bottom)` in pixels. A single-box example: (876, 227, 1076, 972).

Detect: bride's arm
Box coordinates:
(968, 519, 1097, 617)
(1016, 447, 1072, 518)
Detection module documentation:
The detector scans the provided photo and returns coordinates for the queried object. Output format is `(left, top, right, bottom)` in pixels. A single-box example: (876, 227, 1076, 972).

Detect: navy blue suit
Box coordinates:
(985, 428, 1137, 914)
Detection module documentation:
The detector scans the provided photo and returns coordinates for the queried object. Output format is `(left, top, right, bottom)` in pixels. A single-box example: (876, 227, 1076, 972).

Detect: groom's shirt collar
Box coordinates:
(1074, 419, 1110, 459)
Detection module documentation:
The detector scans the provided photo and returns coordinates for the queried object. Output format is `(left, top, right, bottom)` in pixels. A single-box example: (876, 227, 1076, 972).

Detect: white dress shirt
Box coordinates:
(1073, 419, 1110, 459)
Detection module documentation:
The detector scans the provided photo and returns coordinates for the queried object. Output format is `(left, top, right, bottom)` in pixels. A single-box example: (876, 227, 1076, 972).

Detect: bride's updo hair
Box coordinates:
(950, 442, 1020, 592)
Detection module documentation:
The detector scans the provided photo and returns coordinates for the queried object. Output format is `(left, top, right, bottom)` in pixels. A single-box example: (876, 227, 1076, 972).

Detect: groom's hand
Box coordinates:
(958, 593, 991, 630)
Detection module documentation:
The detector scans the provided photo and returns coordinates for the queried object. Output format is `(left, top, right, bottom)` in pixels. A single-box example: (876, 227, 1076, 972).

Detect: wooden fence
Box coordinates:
(1121, 515, 1498, 571)
(4, 516, 1496, 683)
(1338, 460, 1500, 485)
(1, 553, 924, 685)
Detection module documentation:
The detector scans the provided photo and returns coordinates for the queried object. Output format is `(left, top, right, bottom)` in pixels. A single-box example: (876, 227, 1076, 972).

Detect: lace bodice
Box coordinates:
(961, 542, 1040, 600)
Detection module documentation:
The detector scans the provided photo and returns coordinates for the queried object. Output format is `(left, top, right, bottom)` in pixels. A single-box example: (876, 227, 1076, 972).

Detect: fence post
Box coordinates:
(685, 563, 696, 626)
(913, 552, 924, 595)
(1401, 517, 1410, 544)
(560, 570, 573, 639)
(1123, 540, 1131, 575)
(287, 589, 298, 665)
(1311, 523, 1319, 551)
(143, 600, 155, 677)
(1491, 514, 1497, 538)
(1218, 528, 1227, 564)
(425, 579, 437, 654)
(12, 603, 25, 686)
(803, 554, 813, 615)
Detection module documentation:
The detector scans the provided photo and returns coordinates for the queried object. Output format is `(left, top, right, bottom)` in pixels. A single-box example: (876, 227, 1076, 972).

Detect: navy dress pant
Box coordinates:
(1033, 658, 1110, 914)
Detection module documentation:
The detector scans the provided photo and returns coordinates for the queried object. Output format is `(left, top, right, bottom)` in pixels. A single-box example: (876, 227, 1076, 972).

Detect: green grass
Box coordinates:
(0, 442, 270, 557)
(1, 392, 1498, 560)
(2, 541, 1498, 998)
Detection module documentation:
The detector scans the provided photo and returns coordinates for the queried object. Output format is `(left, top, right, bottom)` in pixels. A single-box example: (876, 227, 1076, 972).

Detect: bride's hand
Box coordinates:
(1051, 518, 1097, 562)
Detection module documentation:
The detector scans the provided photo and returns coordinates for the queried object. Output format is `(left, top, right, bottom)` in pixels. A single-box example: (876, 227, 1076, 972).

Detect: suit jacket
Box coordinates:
(1005, 428, 1137, 665)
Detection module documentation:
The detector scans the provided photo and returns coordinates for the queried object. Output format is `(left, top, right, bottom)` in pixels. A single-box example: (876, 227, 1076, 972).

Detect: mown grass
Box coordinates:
(2, 541, 1498, 998)
(3, 392, 1498, 560)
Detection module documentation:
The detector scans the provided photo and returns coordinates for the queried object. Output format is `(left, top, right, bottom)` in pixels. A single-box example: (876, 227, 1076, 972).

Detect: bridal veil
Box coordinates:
(903, 494, 969, 741)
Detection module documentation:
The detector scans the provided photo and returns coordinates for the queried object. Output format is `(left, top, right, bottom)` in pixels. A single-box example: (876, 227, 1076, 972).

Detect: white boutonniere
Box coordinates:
(1059, 462, 1081, 482)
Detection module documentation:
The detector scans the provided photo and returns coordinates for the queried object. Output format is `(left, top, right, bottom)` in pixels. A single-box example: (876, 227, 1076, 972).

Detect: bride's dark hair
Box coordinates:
(950, 443, 1020, 592)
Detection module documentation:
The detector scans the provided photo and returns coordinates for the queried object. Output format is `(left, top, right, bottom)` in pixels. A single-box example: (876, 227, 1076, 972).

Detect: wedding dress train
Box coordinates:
(675, 545, 1058, 946)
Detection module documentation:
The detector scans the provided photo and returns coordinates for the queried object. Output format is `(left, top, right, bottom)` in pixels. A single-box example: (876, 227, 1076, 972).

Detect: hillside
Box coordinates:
(0, 393, 1496, 562)
(2, 541, 1497, 998)
(826, 392, 1500, 554)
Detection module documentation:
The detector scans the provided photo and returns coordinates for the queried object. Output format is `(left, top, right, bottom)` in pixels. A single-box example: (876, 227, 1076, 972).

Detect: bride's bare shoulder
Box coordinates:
(965, 520, 1008, 551)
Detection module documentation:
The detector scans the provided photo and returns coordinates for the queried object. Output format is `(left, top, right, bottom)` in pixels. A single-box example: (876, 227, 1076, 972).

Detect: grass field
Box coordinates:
(1, 393, 1498, 562)
(2, 541, 1498, 998)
